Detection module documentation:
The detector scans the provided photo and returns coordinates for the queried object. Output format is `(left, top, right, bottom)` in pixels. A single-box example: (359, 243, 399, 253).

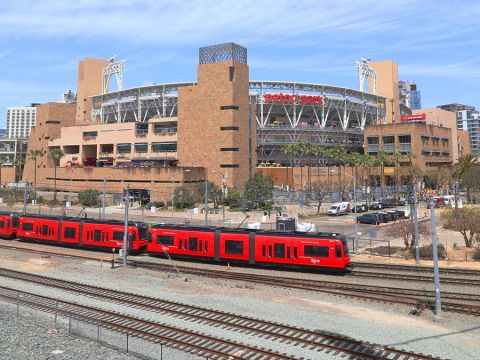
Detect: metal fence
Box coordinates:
(2, 297, 206, 360)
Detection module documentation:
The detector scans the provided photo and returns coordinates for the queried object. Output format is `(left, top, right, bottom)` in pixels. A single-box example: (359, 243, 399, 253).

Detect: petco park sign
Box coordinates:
(264, 93, 324, 105)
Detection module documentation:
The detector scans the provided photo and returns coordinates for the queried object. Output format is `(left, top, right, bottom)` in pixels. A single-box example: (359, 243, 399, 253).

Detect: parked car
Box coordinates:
(381, 199, 397, 208)
(328, 202, 351, 216)
(356, 213, 381, 225)
(378, 211, 394, 222)
(352, 204, 367, 213)
(395, 198, 409, 206)
(372, 212, 389, 223)
(369, 202, 383, 210)
(433, 197, 446, 208)
(386, 210, 406, 220)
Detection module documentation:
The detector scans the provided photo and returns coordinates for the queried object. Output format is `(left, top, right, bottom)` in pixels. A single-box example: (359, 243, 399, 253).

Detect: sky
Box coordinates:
(0, 0, 479, 127)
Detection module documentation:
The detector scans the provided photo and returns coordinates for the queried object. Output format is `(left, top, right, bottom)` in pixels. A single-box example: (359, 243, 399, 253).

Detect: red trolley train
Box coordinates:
(148, 225, 351, 271)
(0, 212, 20, 239)
(16, 215, 149, 251)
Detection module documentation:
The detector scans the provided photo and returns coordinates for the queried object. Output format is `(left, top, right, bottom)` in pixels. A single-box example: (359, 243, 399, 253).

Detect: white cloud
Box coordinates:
(401, 59, 480, 79)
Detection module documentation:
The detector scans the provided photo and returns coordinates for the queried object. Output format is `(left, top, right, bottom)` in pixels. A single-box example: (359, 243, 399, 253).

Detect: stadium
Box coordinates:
(23, 43, 393, 201)
(89, 49, 387, 168)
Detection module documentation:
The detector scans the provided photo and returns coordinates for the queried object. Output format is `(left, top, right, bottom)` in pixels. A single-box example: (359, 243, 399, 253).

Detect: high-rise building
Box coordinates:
(399, 80, 422, 110)
(6, 104, 38, 139)
(438, 103, 480, 155)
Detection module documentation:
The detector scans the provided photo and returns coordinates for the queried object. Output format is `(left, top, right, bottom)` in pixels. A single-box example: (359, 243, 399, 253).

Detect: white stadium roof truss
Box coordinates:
(249, 81, 385, 131)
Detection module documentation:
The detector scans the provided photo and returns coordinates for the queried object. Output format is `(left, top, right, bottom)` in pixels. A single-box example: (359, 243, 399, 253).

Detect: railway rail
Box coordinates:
(1, 242, 479, 316)
(0, 285, 298, 360)
(352, 262, 480, 276)
(0, 268, 442, 360)
(350, 270, 480, 286)
(126, 259, 480, 317)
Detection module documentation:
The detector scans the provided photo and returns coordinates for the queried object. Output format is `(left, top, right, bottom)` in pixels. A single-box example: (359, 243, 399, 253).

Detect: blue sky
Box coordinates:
(1, 0, 479, 127)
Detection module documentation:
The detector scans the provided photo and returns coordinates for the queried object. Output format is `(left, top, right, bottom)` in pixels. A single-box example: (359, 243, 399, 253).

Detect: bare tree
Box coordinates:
(309, 181, 334, 214)
(442, 207, 480, 248)
(384, 219, 431, 248)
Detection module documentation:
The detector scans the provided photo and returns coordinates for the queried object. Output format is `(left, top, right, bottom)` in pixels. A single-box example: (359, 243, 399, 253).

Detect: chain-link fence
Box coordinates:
(1, 297, 208, 360)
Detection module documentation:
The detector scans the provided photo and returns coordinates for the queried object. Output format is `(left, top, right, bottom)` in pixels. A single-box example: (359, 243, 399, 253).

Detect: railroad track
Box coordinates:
(350, 270, 480, 286)
(0, 267, 442, 360)
(1, 242, 479, 316)
(352, 262, 480, 276)
(127, 259, 480, 316)
(0, 285, 299, 360)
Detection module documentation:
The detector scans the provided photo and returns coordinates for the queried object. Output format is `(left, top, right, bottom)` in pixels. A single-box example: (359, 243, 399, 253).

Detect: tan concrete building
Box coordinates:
(177, 53, 255, 190)
(76, 58, 110, 124)
(21, 43, 254, 202)
(364, 122, 454, 174)
(368, 60, 400, 124)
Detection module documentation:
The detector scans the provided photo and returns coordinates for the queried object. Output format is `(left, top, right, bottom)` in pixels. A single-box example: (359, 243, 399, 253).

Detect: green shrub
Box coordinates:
(78, 189, 101, 207)
(146, 201, 165, 208)
(473, 247, 480, 261)
(411, 244, 447, 260)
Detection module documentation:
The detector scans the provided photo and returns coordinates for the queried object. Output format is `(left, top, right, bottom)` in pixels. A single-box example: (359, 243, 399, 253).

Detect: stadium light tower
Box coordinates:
(102, 55, 126, 94)
(356, 57, 377, 95)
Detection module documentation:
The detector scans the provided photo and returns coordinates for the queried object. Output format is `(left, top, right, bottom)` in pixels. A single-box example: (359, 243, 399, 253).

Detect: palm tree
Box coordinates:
(390, 151, 405, 193)
(0, 155, 8, 188)
(374, 150, 389, 197)
(453, 154, 478, 202)
(325, 144, 348, 199)
(13, 156, 25, 183)
(359, 154, 375, 205)
(49, 148, 64, 204)
(28, 149, 44, 197)
(280, 144, 296, 190)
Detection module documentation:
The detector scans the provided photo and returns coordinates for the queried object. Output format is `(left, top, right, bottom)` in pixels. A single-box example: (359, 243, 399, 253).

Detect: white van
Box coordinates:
(328, 202, 350, 216)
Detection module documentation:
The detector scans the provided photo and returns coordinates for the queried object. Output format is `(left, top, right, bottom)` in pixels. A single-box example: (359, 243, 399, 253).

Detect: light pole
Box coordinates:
(428, 196, 442, 317)
(123, 185, 130, 268)
(333, 170, 359, 254)
(212, 170, 226, 222)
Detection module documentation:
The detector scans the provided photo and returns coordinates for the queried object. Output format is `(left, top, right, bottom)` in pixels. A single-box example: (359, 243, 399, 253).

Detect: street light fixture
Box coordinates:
(332, 169, 359, 255)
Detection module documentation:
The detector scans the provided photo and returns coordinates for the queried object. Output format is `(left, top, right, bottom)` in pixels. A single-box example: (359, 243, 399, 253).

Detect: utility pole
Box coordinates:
(102, 178, 106, 219)
(23, 183, 28, 215)
(428, 197, 442, 317)
(204, 180, 208, 226)
(353, 171, 359, 254)
(123, 185, 129, 268)
(412, 183, 420, 265)
(454, 181, 458, 210)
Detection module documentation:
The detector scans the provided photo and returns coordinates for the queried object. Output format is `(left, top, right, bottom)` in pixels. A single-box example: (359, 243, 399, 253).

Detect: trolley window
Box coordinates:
(64, 227, 76, 239)
(274, 243, 285, 258)
(293, 247, 297, 258)
(304, 245, 329, 258)
(94, 230, 101, 242)
(113, 231, 124, 241)
(138, 224, 148, 240)
(42, 225, 49, 236)
(22, 223, 33, 231)
(0, 221, 4, 228)
(225, 240, 243, 255)
(336, 245, 343, 258)
(262, 245, 266, 257)
(189, 237, 198, 251)
(12, 217, 19, 228)
(156, 235, 174, 246)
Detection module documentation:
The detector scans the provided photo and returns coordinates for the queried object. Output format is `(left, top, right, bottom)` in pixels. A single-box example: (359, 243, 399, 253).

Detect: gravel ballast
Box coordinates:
(0, 247, 479, 359)
(0, 304, 138, 360)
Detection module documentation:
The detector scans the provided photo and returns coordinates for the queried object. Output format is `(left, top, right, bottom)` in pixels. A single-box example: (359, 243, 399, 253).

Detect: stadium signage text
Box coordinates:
(400, 113, 426, 122)
(264, 93, 324, 105)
